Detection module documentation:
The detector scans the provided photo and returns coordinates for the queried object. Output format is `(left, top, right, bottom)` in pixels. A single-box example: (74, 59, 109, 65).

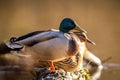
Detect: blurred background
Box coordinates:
(0, 0, 120, 80)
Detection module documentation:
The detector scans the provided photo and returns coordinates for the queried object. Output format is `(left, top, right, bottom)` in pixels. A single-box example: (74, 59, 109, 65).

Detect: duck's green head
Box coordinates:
(59, 18, 86, 33)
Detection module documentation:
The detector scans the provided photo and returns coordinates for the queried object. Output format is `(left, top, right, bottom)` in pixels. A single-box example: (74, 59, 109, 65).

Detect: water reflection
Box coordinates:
(101, 63, 120, 80)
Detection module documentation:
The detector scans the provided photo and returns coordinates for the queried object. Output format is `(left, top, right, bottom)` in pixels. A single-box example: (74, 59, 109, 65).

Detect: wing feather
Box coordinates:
(14, 30, 58, 46)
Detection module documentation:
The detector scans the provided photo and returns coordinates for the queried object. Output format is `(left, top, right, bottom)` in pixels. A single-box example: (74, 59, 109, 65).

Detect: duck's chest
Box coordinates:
(66, 33, 81, 57)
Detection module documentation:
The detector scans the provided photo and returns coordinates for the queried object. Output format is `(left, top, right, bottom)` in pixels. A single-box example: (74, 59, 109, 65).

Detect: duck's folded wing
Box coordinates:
(13, 30, 58, 46)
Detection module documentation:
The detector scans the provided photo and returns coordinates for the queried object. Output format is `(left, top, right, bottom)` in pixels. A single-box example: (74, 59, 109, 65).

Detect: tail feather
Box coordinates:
(0, 42, 12, 54)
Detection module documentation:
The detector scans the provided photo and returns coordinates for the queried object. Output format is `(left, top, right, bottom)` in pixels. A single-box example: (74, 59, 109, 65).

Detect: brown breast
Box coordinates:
(67, 33, 81, 57)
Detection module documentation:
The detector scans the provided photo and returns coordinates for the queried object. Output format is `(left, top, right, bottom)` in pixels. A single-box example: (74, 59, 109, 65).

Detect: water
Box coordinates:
(100, 63, 120, 80)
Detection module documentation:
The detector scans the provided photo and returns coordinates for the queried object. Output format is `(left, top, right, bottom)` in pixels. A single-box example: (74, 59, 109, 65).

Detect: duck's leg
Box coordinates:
(49, 61, 55, 72)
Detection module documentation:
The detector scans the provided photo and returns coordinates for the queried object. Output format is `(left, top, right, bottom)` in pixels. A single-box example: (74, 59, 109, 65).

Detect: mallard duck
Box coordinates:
(31, 32, 96, 72)
(0, 18, 87, 71)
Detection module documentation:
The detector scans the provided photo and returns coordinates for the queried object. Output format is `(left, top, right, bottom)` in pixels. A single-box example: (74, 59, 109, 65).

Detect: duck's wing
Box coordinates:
(6, 30, 58, 50)
(16, 30, 47, 42)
